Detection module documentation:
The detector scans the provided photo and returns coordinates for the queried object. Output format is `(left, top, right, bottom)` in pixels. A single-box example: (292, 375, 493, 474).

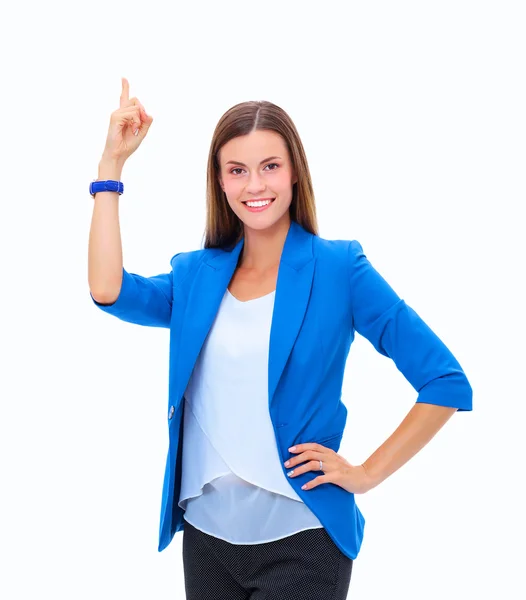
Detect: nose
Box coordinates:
(246, 171, 266, 195)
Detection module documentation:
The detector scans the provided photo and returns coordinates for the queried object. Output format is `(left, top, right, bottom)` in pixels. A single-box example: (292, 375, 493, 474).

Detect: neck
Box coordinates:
(238, 214, 291, 272)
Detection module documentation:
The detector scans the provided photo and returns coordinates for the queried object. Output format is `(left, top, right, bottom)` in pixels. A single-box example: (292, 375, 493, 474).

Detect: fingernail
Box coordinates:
(287, 470, 294, 477)
(289, 446, 296, 452)
(284, 460, 290, 467)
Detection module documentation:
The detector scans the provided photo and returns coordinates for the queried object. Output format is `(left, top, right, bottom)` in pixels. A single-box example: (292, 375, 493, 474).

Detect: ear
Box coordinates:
(218, 175, 224, 191)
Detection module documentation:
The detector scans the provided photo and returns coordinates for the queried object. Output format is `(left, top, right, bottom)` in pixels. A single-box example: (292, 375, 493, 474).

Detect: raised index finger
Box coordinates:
(120, 77, 129, 108)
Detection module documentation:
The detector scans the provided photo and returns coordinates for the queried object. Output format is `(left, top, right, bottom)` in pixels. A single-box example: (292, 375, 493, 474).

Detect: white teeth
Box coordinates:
(246, 199, 272, 208)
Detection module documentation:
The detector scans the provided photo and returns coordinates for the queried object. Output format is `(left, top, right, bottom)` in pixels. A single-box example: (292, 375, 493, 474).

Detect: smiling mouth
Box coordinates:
(242, 198, 275, 208)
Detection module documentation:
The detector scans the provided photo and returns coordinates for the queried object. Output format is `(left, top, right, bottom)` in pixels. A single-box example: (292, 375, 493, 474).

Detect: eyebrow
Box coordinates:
(225, 156, 282, 167)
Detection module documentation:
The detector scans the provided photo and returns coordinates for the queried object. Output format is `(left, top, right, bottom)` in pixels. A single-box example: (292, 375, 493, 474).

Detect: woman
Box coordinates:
(89, 78, 472, 599)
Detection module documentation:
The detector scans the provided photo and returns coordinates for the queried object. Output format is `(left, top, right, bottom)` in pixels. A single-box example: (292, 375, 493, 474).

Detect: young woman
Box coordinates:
(89, 78, 472, 599)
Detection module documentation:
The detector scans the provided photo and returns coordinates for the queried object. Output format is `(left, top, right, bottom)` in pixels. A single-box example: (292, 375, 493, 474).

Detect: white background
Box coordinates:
(1, 1, 524, 598)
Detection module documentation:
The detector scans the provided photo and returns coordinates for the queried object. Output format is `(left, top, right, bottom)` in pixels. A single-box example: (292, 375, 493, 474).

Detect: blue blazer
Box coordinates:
(91, 220, 472, 560)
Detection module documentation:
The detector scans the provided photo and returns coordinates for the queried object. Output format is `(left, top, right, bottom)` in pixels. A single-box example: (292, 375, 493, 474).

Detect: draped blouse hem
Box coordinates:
(182, 395, 303, 503)
(183, 514, 324, 545)
(178, 471, 231, 511)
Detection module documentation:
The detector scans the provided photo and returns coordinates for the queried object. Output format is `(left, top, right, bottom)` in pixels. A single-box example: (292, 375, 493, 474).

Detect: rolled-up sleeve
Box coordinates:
(348, 241, 472, 411)
(90, 254, 180, 328)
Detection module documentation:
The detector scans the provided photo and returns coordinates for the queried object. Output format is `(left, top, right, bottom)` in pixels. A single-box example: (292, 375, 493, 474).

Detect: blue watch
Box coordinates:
(89, 180, 124, 197)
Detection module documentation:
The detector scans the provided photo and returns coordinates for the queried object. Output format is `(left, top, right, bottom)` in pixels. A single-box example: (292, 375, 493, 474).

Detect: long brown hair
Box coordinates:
(204, 101, 319, 249)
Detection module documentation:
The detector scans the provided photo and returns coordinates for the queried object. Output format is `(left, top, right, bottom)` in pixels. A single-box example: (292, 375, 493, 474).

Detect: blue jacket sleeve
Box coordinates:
(90, 253, 180, 328)
(348, 241, 472, 411)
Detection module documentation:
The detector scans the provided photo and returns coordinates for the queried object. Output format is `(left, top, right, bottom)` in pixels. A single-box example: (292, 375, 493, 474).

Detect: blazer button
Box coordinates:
(168, 405, 175, 420)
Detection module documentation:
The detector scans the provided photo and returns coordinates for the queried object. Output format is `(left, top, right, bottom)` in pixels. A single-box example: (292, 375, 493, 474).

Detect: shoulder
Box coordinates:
(170, 247, 207, 269)
(169, 247, 219, 285)
(313, 233, 365, 273)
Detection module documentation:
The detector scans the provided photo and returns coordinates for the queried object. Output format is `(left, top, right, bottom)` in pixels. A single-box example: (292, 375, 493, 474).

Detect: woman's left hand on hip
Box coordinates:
(284, 443, 373, 494)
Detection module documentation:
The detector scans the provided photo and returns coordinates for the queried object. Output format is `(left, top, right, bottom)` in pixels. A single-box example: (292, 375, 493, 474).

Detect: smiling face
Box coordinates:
(217, 129, 297, 234)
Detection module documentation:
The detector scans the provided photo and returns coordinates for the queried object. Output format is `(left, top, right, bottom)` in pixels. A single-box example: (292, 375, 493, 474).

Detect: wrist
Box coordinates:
(359, 463, 381, 492)
(98, 155, 125, 180)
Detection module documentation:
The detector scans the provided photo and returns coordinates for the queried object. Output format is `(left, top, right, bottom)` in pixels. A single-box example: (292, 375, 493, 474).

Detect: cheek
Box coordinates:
(274, 173, 295, 197)
(222, 181, 244, 214)
(223, 178, 243, 198)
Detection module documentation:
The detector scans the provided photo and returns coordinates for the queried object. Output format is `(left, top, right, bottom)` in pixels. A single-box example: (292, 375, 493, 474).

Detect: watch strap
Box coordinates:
(90, 180, 124, 197)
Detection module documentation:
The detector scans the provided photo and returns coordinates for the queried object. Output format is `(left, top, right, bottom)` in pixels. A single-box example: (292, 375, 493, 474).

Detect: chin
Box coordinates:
(241, 213, 291, 233)
(242, 220, 277, 232)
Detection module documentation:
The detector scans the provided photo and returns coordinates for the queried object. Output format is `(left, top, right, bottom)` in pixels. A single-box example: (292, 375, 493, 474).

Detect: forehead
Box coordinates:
(219, 130, 287, 164)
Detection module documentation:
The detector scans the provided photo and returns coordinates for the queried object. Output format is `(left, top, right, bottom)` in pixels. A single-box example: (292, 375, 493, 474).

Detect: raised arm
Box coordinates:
(88, 154, 177, 328)
(88, 156, 126, 306)
(88, 78, 175, 327)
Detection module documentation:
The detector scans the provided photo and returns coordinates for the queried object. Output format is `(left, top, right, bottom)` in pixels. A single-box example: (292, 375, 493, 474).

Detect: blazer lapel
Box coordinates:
(268, 221, 316, 405)
(174, 238, 243, 403)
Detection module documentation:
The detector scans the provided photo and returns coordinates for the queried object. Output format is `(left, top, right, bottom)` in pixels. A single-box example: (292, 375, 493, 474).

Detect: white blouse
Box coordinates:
(178, 287, 323, 544)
